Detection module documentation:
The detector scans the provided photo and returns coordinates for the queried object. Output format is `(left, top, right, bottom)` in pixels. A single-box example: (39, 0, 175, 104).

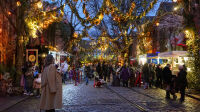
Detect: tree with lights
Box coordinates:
(65, 0, 161, 64)
(0, 0, 65, 85)
(176, 0, 200, 89)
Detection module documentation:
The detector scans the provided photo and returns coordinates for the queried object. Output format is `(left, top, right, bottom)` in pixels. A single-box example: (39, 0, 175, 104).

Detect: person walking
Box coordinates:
(40, 54, 62, 112)
(142, 63, 150, 89)
(163, 64, 176, 99)
(134, 66, 142, 87)
(176, 65, 188, 102)
(149, 63, 156, 88)
(60, 57, 69, 84)
(120, 64, 130, 87)
(85, 65, 90, 85)
(129, 65, 135, 87)
(96, 62, 102, 79)
(25, 63, 34, 96)
(108, 63, 113, 82)
(102, 62, 108, 82)
(155, 64, 163, 88)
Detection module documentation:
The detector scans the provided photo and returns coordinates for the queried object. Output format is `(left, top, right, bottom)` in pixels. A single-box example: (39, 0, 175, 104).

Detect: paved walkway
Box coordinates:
(1, 81, 200, 112)
(0, 95, 29, 112)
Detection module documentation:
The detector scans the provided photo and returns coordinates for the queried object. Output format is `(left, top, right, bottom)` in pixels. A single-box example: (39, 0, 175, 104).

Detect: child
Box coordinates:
(33, 73, 41, 97)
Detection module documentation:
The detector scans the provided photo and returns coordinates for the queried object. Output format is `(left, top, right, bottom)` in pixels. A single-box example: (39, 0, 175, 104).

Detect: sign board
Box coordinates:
(26, 49, 38, 64)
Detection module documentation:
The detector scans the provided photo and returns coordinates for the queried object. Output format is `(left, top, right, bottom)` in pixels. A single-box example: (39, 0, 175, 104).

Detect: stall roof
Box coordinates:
(158, 51, 188, 57)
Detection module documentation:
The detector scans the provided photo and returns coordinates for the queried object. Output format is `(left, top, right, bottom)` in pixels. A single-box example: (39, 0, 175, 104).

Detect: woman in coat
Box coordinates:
(176, 65, 187, 102)
(40, 54, 62, 112)
(142, 63, 150, 89)
(120, 65, 130, 87)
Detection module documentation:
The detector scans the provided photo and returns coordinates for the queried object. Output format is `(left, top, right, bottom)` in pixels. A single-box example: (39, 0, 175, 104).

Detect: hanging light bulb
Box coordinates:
(16, 1, 21, 6)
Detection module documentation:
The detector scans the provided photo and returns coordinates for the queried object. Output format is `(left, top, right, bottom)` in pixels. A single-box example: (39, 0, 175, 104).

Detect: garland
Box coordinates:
(66, 0, 158, 30)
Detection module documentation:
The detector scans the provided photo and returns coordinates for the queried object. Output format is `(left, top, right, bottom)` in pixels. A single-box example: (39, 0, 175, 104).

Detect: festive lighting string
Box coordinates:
(65, 0, 158, 55)
(66, 0, 158, 30)
(24, 0, 65, 39)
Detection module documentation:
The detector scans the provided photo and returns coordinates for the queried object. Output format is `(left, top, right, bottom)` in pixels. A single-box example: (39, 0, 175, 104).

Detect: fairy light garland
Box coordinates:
(66, 0, 158, 30)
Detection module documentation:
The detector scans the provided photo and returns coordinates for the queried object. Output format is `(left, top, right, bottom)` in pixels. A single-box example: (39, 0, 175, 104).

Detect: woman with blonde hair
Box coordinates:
(40, 54, 62, 112)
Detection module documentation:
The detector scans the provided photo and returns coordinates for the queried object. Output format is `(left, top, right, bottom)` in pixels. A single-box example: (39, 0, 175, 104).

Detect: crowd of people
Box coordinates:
(141, 63, 188, 102)
(21, 62, 41, 97)
(19, 54, 188, 111)
(83, 62, 188, 102)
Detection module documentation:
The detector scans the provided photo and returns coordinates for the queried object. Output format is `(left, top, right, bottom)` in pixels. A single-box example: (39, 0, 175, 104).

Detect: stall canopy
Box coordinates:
(158, 51, 188, 57)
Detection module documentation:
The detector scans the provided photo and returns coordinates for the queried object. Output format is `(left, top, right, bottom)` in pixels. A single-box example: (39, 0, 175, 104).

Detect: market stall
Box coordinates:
(158, 51, 190, 74)
(49, 51, 70, 68)
(138, 54, 147, 65)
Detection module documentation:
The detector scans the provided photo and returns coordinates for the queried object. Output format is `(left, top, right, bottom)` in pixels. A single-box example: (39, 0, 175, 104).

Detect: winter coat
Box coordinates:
(102, 64, 108, 76)
(149, 66, 156, 81)
(40, 64, 62, 110)
(108, 66, 113, 76)
(69, 70, 73, 78)
(155, 67, 162, 79)
(120, 67, 130, 81)
(96, 64, 101, 74)
(142, 64, 150, 83)
(162, 66, 172, 85)
(176, 70, 187, 89)
(25, 68, 34, 88)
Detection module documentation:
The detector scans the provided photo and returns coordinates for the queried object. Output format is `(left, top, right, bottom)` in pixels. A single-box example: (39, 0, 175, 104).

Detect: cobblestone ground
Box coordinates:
(4, 81, 200, 112)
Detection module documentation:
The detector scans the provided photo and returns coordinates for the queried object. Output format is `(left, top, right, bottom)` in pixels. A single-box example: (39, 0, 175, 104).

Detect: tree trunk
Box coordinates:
(14, 5, 26, 86)
(14, 36, 24, 86)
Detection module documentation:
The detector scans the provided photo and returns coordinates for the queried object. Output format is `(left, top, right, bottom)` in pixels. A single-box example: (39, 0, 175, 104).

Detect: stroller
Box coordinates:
(93, 72, 104, 88)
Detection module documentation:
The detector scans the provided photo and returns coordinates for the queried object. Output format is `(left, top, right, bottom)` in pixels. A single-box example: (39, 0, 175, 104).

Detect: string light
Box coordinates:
(156, 22, 159, 26)
(37, 1, 43, 9)
(16, 1, 21, 6)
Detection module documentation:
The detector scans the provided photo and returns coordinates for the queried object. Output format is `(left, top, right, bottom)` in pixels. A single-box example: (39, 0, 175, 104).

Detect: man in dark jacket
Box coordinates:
(102, 62, 108, 82)
(96, 63, 102, 79)
(107, 63, 113, 82)
(155, 64, 163, 88)
(163, 64, 176, 99)
(142, 63, 150, 89)
(176, 65, 187, 102)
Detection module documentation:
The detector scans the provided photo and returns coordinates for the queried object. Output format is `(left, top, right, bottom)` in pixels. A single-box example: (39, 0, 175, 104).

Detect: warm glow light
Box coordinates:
(99, 13, 104, 20)
(17, 1, 21, 6)
(37, 1, 43, 8)
(156, 22, 159, 26)
(185, 30, 189, 34)
(42, 54, 46, 58)
(73, 32, 78, 38)
(174, 6, 179, 11)
(173, 0, 177, 2)
(141, 32, 145, 36)
(7, 11, 11, 15)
